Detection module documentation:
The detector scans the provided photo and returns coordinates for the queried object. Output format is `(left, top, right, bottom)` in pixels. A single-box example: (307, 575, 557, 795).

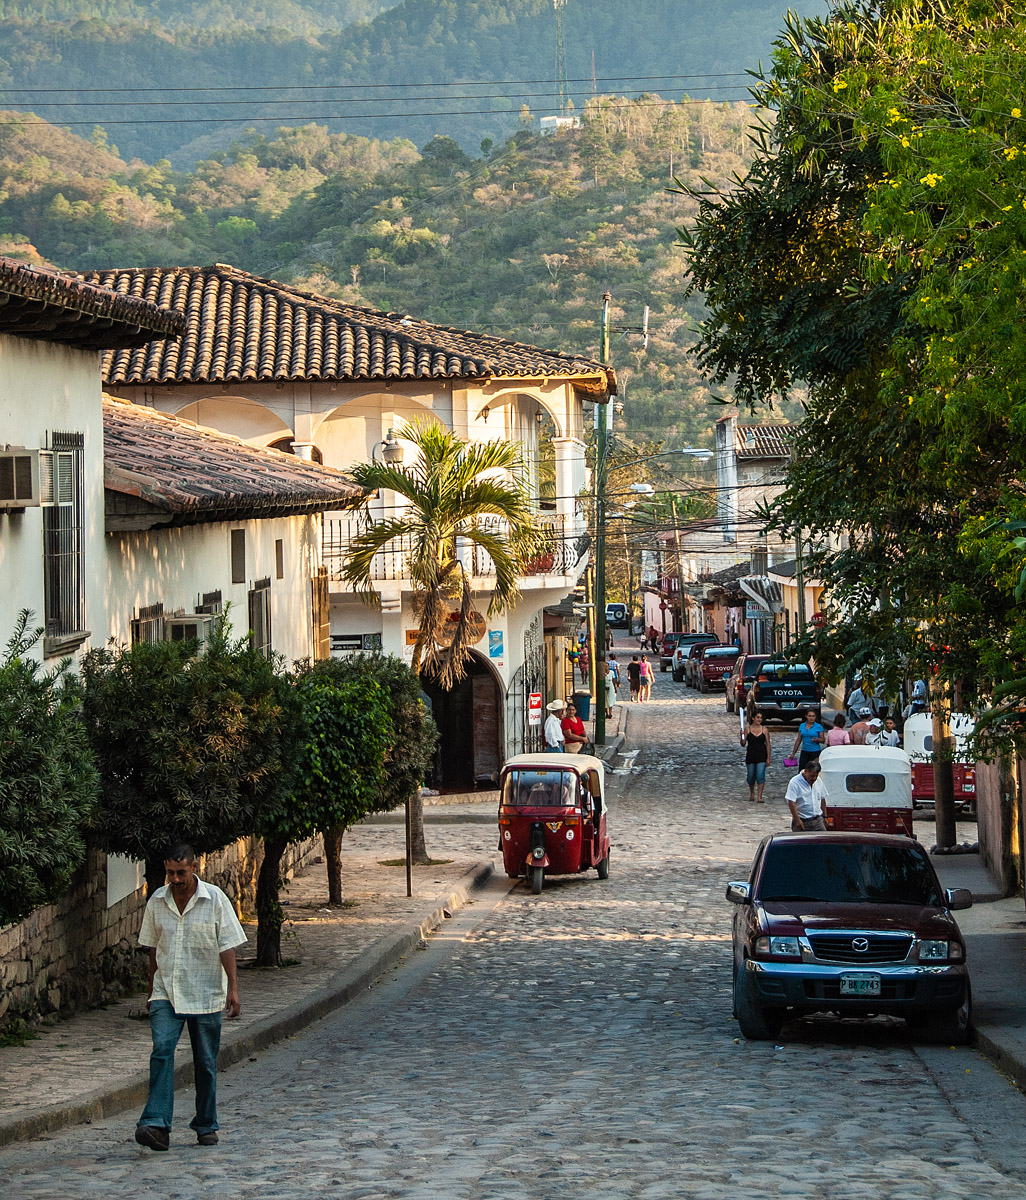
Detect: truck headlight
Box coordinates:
(755, 936, 801, 959)
(919, 939, 952, 961)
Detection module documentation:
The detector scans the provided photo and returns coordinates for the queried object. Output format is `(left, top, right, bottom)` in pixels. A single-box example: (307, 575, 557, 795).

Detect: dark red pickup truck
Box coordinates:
(696, 645, 739, 692)
(727, 831, 973, 1043)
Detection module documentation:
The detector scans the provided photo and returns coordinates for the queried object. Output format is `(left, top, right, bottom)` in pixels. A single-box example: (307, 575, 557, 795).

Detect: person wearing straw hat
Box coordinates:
(544, 700, 567, 752)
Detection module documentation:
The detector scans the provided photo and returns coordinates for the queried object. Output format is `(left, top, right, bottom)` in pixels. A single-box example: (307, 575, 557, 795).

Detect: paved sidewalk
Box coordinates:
(0, 818, 499, 1148)
(932, 852, 1026, 1085)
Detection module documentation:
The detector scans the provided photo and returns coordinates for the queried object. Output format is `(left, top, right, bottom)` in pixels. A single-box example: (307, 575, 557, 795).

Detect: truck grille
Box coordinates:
(806, 934, 913, 964)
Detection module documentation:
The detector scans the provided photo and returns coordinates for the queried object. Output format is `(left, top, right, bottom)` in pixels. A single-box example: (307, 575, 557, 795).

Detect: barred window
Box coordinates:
(43, 431, 85, 651)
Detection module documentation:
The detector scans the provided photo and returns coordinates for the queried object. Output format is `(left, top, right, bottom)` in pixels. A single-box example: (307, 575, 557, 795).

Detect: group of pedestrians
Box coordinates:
(739, 703, 905, 828)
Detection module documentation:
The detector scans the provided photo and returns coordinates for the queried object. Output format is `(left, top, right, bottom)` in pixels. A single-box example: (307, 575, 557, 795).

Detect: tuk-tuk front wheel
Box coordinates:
(597, 851, 610, 880)
(530, 865, 544, 895)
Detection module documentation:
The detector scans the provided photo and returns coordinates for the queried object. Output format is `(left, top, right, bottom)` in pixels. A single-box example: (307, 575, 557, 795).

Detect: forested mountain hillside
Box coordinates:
(0, 97, 771, 445)
(0, 0, 826, 164)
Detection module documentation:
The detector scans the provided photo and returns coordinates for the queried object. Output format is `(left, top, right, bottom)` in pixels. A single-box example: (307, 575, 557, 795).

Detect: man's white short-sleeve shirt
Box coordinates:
(784, 773, 827, 820)
(139, 878, 247, 1014)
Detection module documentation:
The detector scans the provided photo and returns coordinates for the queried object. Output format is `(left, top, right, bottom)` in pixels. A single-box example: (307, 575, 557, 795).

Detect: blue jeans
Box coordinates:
(139, 1000, 222, 1134)
(746, 761, 767, 787)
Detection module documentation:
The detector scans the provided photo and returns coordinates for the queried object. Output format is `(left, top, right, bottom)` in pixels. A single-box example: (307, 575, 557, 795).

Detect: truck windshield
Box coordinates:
(502, 769, 578, 808)
(758, 843, 942, 906)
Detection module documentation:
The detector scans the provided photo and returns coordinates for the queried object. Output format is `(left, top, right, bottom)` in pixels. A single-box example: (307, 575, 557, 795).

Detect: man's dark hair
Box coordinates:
(165, 842, 197, 864)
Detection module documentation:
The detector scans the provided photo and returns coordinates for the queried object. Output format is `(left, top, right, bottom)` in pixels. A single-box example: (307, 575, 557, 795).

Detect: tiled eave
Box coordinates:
(103, 397, 363, 531)
(0, 256, 185, 350)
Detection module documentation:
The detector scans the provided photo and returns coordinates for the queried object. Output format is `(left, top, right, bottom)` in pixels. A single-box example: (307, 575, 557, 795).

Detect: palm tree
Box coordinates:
(341, 417, 541, 860)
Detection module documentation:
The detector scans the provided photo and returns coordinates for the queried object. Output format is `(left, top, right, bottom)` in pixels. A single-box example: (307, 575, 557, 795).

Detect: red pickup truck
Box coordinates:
(695, 645, 740, 692)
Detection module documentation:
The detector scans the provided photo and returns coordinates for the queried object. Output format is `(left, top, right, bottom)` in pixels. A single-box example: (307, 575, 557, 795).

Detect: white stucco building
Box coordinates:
(0, 257, 184, 663)
(90, 264, 615, 789)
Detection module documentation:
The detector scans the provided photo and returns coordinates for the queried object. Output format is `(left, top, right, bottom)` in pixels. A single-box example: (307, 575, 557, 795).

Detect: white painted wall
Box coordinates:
(106, 513, 322, 664)
(0, 334, 106, 663)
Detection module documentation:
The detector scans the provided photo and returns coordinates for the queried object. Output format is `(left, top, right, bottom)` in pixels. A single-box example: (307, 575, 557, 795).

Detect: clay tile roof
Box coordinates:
(103, 396, 363, 524)
(0, 256, 185, 349)
(83, 263, 615, 394)
(736, 423, 796, 460)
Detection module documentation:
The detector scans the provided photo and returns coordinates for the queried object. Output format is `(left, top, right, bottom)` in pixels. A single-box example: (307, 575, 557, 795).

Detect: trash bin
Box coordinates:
(573, 691, 591, 721)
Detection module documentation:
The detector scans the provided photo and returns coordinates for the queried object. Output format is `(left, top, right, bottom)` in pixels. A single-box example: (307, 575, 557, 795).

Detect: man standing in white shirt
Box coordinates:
(134, 843, 248, 1151)
(785, 761, 829, 831)
(544, 699, 566, 752)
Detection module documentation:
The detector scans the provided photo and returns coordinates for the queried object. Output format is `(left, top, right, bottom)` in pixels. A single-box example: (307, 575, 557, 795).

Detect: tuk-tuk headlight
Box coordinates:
(532, 846, 545, 860)
(754, 936, 801, 959)
(919, 939, 955, 962)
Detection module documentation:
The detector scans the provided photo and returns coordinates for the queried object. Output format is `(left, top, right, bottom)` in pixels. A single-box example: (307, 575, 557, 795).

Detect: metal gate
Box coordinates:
(505, 643, 546, 759)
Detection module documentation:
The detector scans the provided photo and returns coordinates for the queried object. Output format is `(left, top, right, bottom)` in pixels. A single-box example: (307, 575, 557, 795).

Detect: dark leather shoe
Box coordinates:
(135, 1125, 169, 1151)
(196, 1131, 219, 1146)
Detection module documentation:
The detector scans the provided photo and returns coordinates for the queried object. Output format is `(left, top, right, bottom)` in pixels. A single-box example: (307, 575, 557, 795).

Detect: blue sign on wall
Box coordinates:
(488, 630, 503, 658)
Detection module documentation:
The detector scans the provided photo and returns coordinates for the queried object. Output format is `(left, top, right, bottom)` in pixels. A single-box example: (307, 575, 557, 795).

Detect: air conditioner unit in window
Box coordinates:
(165, 613, 214, 645)
(0, 448, 42, 508)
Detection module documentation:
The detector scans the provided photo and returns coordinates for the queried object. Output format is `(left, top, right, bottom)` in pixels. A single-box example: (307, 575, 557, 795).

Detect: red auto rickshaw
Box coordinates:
(904, 713, 977, 813)
(497, 753, 611, 894)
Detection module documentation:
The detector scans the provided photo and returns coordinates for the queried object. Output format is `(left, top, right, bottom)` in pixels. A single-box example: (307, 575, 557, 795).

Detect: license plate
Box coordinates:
(781, 701, 797, 709)
(839, 973, 881, 997)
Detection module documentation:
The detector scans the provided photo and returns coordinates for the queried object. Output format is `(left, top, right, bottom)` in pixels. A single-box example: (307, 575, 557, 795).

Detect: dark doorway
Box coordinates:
(422, 654, 502, 792)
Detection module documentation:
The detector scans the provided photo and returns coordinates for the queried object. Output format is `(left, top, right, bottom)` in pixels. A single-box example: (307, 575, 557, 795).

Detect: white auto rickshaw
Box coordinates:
(903, 713, 976, 812)
(819, 745, 914, 836)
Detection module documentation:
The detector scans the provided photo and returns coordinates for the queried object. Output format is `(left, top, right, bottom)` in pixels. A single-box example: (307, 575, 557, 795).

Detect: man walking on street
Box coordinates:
(135, 843, 247, 1151)
(785, 761, 829, 832)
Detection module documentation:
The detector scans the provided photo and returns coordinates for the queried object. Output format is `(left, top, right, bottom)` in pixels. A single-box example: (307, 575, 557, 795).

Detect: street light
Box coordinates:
(372, 428, 405, 465)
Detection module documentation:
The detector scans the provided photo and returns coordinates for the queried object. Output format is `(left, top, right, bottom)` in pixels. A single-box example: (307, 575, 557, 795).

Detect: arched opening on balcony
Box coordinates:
(421, 651, 502, 792)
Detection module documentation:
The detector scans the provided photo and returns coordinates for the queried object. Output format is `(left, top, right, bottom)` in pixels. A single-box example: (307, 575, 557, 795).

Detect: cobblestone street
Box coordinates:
(3, 661, 1026, 1199)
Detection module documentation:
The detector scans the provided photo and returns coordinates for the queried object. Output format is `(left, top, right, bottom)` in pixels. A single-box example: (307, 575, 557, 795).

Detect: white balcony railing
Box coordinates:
(323, 511, 590, 584)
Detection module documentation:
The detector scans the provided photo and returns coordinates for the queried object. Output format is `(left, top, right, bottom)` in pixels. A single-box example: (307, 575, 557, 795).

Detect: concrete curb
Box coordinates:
(971, 1024, 1025, 1087)
(0, 860, 495, 1149)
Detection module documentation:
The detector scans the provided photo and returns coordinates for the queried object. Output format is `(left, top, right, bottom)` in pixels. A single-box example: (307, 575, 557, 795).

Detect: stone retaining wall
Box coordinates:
(0, 834, 322, 1034)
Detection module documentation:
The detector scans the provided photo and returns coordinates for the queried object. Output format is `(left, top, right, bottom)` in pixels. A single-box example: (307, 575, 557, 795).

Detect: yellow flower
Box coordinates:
(1013, 108, 1022, 118)
(832, 79, 848, 92)
(920, 173, 943, 188)
(1005, 146, 1019, 160)
(900, 136, 910, 148)
(887, 107, 902, 124)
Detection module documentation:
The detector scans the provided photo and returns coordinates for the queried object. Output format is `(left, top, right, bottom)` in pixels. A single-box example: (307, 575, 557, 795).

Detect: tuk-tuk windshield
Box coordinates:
(502, 769, 580, 809)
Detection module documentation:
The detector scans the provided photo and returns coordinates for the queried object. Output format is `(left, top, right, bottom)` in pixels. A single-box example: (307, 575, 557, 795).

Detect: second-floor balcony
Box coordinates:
(323, 511, 590, 586)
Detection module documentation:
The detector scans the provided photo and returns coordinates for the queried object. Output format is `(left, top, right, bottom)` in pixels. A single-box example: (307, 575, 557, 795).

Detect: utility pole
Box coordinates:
(670, 494, 687, 631)
(795, 534, 807, 641)
(932, 676, 957, 850)
(593, 291, 611, 746)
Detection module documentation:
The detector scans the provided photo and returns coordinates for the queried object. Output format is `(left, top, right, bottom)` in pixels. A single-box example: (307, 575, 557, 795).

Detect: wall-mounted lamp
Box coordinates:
(535, 409, 545, 425)
(481, 406, 490, 424)
(373, 428, 405, 465)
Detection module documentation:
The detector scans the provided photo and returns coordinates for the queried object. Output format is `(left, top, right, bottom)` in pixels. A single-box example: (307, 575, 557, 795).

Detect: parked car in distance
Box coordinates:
(605, 602, 630, 630)
(672, 635, 718, 682)
(727, 831, 972, 1042)
(696, 645, 739, 692)
(659, 631, 685, 671)
(725, 653, 768, 714)
(750, 659, 821, 722)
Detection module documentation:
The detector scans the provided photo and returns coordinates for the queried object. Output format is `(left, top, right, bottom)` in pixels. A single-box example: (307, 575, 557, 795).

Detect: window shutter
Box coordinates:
(231, 529, 246, 584)
(312, 567, 330, 660)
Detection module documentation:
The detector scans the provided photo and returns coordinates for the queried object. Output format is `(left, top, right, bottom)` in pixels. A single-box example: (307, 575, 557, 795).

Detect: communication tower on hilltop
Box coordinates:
(553, 0, 568, 114)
